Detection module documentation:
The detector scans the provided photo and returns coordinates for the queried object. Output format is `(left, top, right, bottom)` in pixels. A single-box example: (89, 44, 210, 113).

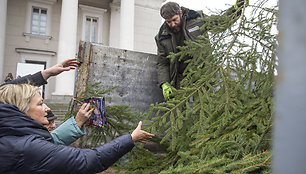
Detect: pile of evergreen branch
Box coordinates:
(65, 0, 278, 173)
(124, 0, 278, 173)
(65, 83, 141, 148)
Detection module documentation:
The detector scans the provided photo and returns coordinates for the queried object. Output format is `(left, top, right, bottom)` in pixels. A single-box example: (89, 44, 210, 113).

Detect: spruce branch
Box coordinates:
(222, 0, 247, 63)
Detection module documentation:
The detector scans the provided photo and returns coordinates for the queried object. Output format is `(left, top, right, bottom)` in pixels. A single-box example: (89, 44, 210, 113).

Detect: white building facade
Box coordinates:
(0, 0, 164, 100)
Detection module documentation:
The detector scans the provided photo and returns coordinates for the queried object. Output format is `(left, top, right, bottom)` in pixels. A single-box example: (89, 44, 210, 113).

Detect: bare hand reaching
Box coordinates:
(75, 103, 94, 128)
(41, 58, 80, 80)
(131, 121, 154, 144)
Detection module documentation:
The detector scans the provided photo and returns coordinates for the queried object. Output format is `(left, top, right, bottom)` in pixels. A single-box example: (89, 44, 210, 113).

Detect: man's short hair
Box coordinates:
(160, 2, 181, 19)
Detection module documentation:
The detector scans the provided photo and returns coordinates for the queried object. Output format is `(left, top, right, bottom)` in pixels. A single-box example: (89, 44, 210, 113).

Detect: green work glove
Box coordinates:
(161, 82, 173, 101)
(234, 0, 249, 10)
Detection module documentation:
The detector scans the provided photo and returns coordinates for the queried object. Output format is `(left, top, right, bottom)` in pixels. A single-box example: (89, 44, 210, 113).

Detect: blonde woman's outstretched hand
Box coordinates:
(131, 121, 154, 144)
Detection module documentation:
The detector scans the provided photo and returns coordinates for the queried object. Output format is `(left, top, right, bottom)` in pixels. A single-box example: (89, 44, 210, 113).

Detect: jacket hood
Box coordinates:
(157, 7, 202, 41)
(0, 103, 53, 142)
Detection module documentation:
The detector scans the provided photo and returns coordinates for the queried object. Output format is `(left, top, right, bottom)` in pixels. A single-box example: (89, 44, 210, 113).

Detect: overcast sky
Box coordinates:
(164, 0, 236, 12)
(164, 0, 278, 14)
(163, 0, 279, 34)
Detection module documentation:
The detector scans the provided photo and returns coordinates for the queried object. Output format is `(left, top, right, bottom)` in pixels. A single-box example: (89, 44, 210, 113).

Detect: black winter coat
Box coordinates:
(0, 71, 47, 87)
(0, 103, 134, 174)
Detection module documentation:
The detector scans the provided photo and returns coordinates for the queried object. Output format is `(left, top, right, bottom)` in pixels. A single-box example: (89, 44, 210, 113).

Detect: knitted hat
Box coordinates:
(46, 111, 57, 121)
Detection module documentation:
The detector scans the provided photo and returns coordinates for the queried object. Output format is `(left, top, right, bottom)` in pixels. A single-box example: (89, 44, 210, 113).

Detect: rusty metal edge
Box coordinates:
(75, 42, 92, 98)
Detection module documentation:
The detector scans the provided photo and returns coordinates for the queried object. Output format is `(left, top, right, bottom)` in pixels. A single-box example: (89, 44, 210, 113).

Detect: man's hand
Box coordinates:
(75, 103, 94, 128)
(41, 58, 80, 80)
(234, 0, 249, 10)
(131, 121, 154, 143)
(162, 82, 173, 101)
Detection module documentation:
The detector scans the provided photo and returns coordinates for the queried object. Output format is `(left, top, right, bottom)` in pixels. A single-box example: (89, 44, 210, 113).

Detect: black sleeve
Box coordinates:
(1, 71, 47, 87)
(24, 134, 134, 174)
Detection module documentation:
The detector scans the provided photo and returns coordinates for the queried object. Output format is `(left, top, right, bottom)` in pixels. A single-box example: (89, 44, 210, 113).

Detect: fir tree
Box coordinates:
(65, 82, 141, 148)
(125, 0, 277, 173)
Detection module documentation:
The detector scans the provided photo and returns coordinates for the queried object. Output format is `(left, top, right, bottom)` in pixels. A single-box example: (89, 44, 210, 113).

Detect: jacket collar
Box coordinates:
(0, 103, 53, 142)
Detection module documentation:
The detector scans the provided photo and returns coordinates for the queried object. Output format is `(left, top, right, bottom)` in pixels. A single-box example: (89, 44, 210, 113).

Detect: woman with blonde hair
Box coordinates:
(0, 83, 154, 173)
(1, 58, 97, 146)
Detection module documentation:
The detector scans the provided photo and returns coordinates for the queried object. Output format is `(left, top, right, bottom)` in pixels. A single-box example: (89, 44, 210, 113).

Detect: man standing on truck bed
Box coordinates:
(155, 0, 248, 100)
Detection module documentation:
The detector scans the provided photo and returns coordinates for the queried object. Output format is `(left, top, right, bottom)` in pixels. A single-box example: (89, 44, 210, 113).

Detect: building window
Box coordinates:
(31, 7, 47, 36)
(80, 5, 107, 44)
(85, 17, 98, 42)
(24, 1, 54, 42)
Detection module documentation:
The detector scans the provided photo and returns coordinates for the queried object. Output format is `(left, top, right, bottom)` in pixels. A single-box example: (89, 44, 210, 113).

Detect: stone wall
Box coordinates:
(75, 42, 163, 113)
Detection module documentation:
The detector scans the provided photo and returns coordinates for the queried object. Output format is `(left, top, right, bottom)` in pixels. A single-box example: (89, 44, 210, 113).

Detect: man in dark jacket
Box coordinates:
(45, 111, 57, 132)
(155, 1, 248, 100)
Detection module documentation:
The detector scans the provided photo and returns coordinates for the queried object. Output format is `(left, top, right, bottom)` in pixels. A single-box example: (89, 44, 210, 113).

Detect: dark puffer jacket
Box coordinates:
(0, 103, 134, 174)
(0, 71, 47, 87)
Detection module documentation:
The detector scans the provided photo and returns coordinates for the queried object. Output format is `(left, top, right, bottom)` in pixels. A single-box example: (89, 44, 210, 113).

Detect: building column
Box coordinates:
(53, 0, 78, 96)
(0, 0, 7, 82)
(109, 3, 120, 48)
(119, 0, 134, 50)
